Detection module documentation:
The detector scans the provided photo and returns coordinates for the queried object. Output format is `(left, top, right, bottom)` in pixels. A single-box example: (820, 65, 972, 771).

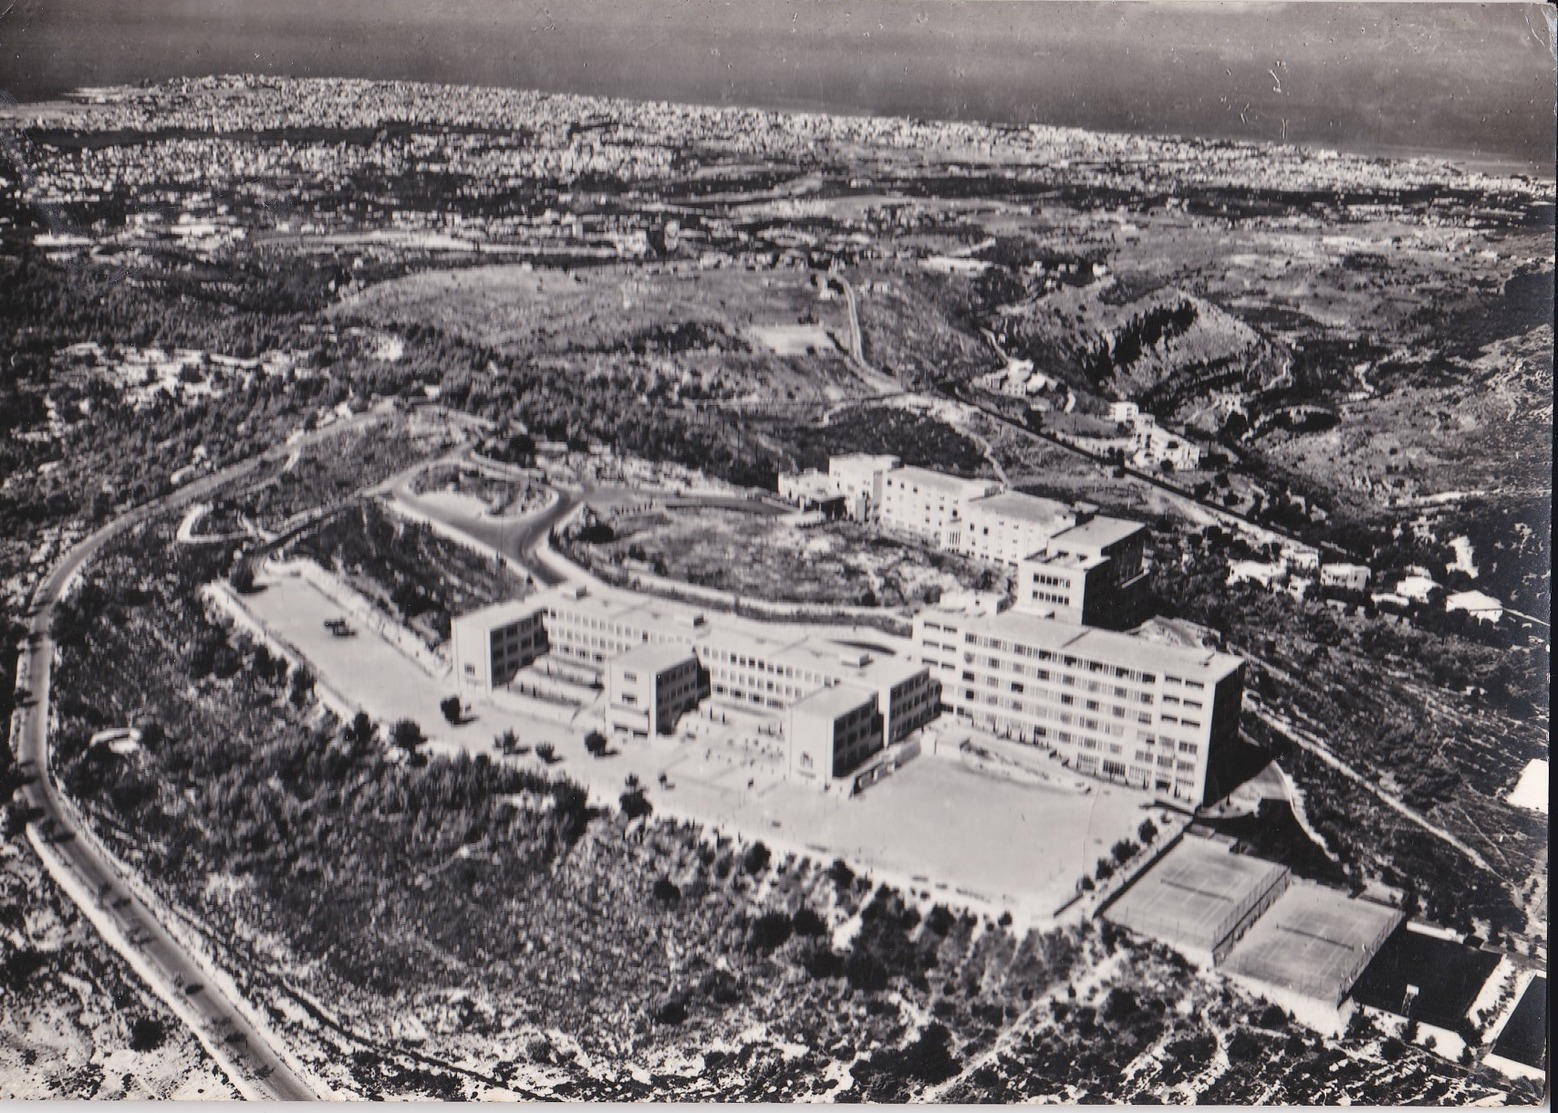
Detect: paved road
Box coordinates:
(7, 434, 379, 1101)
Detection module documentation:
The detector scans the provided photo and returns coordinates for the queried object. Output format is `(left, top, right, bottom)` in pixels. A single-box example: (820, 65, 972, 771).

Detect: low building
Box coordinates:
(1133, 423, 1202, 471)
(913, 606, 1243, 804)
(787, 684, 883, 788)
(451, 599, 549, 690)
(777, 468, 847, 518)
(1446, 589, 1503, 624)
(1228, 560, 1286, 589)
(879, 465, 1002, 547)
(1320, 563, 1372, 593)
(605, 643, 707, 737)
(955, 491, 1080, 567)
(1394, 573, 1442, 604)
(1108, 400, 1141, 424)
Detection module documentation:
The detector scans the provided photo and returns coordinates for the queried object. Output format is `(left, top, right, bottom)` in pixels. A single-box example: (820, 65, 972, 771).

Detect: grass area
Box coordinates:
(291, 501, 521, 641)
(407, 463, 549, 517)
(564, 506, 991, 609)
(765, 405, 995, 478)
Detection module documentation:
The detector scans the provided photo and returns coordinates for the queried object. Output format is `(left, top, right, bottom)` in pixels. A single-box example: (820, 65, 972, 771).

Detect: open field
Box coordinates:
(337, 263, 872, 405)
(568, 506, 991, 610)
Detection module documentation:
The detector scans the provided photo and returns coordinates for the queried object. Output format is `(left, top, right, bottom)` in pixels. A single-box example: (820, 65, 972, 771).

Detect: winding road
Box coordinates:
(5, 424, 392, 1101)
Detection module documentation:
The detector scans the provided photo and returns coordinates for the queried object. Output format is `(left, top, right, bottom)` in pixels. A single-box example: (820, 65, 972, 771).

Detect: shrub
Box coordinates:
(128, 1016, 166, 1052)
(651, 877, 680, 904)
(749, 911, 793, 951)
(388, 718, 426, 755)
(924, 904, 956, 935)
(827, 858, 854, 890)
(1095, 857, 1115, 882)
(743, 841, 771, 875)
(653, 998, 687, 1025)
(620, 787, 652, 821)
(792, 906, 827, 937)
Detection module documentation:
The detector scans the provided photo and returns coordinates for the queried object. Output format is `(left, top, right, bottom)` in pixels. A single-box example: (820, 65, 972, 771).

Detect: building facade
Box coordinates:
(450, 600, 549, 690)
(1014, 517, 1149, 626)
(954, 491, 1080, 567)
(786, 685, 883, 787)
(879, 466, 1002, 547)
(827, 453, 901, 520)
(605, 643, 707, 737)
(912, 606, 1243, 804)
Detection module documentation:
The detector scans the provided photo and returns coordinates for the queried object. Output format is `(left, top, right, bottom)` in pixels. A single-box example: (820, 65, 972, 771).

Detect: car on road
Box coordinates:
(323, 617, 356, 637)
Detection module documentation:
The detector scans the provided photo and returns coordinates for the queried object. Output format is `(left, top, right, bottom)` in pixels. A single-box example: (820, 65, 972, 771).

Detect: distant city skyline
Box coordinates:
(3, 0, 1555, 176)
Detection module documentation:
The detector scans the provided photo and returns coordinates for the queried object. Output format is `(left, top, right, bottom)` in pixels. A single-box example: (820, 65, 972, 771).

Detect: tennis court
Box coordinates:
(1105, 835, 1291, 962)
(1223, 882, 1402, 1006)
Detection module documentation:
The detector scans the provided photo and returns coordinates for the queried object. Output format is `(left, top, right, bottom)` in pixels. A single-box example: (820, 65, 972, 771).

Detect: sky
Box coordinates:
(3, 1, 1554, 176)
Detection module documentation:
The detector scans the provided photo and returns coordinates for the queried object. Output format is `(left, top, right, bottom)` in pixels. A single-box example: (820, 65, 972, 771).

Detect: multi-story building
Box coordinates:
(827, 453, 901, 520)
(605, 643, 707, 737)
(529, 584, 707, 665)
(879, 466, 1002, 547)
(955, 491, 1080, 566)
(450, 599, 549, 690)
(787, 685, 883, 788)
(912, 606, 1243, 804)
(1015, 517, 1149, 626)
(453, 585, 940, 788)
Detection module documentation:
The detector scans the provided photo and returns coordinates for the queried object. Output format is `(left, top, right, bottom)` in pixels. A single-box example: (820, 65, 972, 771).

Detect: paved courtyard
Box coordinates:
(237, 568, 1159, 924)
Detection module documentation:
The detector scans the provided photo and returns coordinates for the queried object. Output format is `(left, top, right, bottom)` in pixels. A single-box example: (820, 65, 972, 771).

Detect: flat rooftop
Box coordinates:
(1051, 516, 1147, 551)
(1222, 883, 1403, 1006)
(452, 597, 545, 630)
(923, 607, 1243, 684)
(966, 491, 1076, 530)
(829, 452, 900, 469)
(612, 640, 700, 673)
(885, 465, 997, 497)
(1105, 836, 1290, 954)
(704, 625, 925, 690)
(529, 585, 709, 637)
(790, 682, 878, 720)
(1025, 549, 1108, 572)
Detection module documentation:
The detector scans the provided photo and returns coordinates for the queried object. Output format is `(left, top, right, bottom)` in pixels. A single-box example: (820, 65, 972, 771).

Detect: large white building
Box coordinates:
(954, 491, 1080, 566)
(912, 606, 1243, 804)
(450, 599, 548, 690)
(826, 453, 901, 519)
(879, 466, 1002, 547)
(451, 585, 939, 790)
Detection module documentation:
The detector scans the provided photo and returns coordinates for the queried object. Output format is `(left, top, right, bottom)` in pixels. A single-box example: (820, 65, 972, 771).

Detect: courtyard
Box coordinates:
(234, 565, 1157, 925)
